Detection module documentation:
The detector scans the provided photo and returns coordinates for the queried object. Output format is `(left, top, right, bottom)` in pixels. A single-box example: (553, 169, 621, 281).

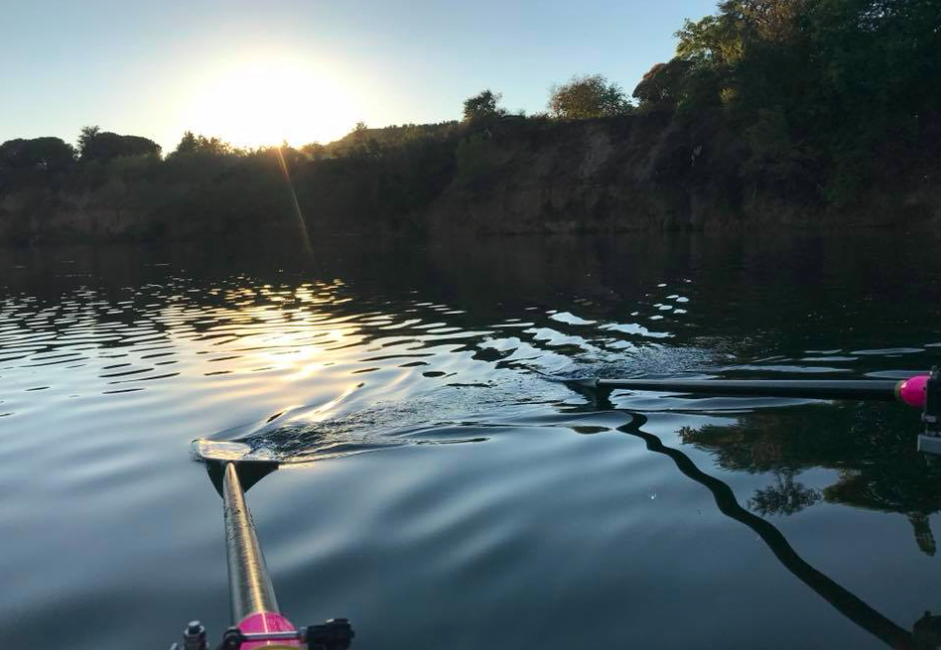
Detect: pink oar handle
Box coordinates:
(897, 375, 929, 408)
(238, 612, 300, 649)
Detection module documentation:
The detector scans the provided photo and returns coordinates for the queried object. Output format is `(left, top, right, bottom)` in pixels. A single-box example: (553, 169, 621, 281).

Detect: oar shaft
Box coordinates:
(592, 378, 903, 402)
(222, 462, 279, 623)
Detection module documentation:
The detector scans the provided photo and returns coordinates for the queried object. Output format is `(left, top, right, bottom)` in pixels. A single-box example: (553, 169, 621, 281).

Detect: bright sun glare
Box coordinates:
(183, 55, 359, 148)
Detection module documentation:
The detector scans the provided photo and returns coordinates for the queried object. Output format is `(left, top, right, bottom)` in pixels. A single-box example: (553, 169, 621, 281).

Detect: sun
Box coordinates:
(181, 54, 360, 148)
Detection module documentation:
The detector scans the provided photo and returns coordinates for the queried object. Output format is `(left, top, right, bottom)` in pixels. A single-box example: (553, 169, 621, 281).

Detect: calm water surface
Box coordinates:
(2, 233, 941, 649)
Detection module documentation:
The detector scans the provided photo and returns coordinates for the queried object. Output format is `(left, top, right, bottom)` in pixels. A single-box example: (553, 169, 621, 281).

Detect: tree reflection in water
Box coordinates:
(617, 412, 940, 650)
(747, 469, 822, 517)
(676, 404, 941, 557)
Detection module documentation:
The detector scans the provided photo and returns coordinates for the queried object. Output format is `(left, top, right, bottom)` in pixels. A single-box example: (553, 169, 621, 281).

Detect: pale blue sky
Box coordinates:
(1, 0, 718, 151)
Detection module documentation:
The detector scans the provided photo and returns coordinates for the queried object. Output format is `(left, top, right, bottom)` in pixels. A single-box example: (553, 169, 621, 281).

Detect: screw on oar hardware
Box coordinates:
(171, 440, 355, 650)
(181, 621, 207, 650)
(572, 372, 941, 456)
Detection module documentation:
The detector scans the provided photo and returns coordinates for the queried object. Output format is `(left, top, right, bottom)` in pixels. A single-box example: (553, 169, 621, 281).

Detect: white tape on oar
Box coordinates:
(192, 439, 279, 463)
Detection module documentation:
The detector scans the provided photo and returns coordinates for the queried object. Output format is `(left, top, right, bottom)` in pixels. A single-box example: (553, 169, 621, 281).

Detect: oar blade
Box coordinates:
(192, 439, 279, 463)
(192, 439, 280, 496)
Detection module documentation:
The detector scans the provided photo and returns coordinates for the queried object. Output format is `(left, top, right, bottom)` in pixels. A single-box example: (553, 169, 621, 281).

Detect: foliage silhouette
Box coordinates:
(548, 74, 632, 119)
(79, 129, 161, 163)
(0, 137, 75, 171)
(463, 90, 506, 122)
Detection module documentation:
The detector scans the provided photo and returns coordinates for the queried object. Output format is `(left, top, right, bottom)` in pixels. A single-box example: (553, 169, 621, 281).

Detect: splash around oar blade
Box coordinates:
(192, 439, 280, 463)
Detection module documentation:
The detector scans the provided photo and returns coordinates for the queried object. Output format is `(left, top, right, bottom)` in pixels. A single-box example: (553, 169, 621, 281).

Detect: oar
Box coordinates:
(171, 440, 354, 650)
(572, 375, 929, 407)
(572, 372, 941, 455)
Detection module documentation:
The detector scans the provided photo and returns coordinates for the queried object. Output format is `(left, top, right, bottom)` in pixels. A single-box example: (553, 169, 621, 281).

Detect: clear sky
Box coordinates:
(2, 0, 718, 152)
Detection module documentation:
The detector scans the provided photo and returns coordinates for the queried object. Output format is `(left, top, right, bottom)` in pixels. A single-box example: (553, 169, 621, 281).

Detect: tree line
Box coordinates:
(0, 71, 631, 175)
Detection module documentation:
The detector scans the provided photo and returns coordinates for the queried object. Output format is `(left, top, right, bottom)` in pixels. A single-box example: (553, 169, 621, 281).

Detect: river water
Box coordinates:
(1, 233, 940, 649)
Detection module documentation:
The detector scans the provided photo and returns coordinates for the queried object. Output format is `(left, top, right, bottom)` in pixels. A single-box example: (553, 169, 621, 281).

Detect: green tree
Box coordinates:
(633, 60, 694, 108)
(171, 131, 233, 157)
(346, 122, 382, 160)
(0, 137, 75, 171)
(634, 59, 722, 114)
(77, 125, 101, 159)
(300, 142, 327, 161)
(174, 131, 199, 155)
(547, 74, 632, 119)
(742, 108, 813, 191)
(667, 0, 941, 203)
(462, 90, 505, 121)
(79, 129, 161, 162)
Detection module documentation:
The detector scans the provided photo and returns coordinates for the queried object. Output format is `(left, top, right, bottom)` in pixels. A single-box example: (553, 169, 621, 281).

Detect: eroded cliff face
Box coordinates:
(418, 113, 939, 234)
(0, 166, 301, 245)
(426, 115, 709, 233)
